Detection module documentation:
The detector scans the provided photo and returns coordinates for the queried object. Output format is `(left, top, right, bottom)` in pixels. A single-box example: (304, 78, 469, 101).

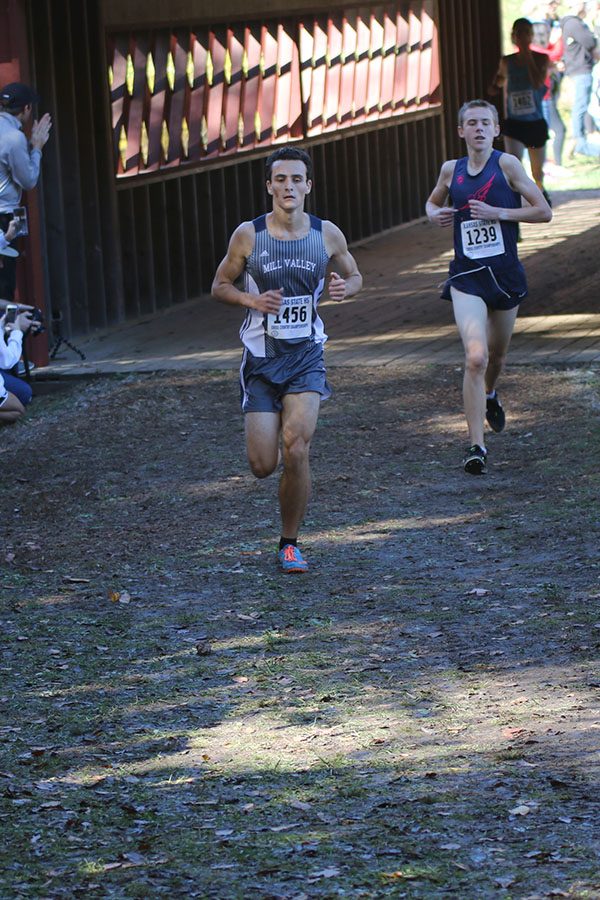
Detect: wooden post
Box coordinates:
(0, 0, 49, 365)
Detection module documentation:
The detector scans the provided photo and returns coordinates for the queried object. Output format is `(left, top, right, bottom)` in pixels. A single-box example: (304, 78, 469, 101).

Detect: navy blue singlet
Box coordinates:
(442, 149, 528, 309)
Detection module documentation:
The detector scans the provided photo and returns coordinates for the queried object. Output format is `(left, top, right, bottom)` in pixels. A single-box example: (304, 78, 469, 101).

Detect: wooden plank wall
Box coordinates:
(438, 0, 502, 158)
(27, 0, 501, 336)
(27, 0, 124, 337)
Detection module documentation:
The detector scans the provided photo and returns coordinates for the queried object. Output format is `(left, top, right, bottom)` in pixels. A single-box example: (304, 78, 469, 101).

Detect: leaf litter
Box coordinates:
(0, 365, 599, 897)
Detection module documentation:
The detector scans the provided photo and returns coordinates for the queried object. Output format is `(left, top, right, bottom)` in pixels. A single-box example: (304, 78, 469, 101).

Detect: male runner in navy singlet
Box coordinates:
(426, 100, 552, 475)
(212, 148, 362, 572)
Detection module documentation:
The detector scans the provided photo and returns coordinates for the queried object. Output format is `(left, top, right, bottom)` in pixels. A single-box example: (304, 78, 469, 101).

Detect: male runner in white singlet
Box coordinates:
(212, 148, 362, 572)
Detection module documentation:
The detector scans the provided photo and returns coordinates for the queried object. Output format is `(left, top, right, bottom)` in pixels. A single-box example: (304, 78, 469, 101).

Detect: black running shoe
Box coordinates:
(463, 444, 487, 475)
(486, 392, 505, 433)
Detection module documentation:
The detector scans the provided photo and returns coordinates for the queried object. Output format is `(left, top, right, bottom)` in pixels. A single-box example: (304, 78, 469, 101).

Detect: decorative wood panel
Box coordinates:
(107, 2, 442, 178)
(24, 0, 501, 335)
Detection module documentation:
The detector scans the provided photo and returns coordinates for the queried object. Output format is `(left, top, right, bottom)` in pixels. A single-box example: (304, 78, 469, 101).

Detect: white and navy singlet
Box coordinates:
(240, 214, 330, 358)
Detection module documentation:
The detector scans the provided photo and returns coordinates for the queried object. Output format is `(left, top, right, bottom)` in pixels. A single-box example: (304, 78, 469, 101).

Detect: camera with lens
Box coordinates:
(26, 307, 46, 335)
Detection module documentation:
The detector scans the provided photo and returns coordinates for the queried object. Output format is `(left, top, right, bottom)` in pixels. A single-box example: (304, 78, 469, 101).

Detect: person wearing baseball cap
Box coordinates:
(0, 81, 52, 301)
(0, 82, 40, 110)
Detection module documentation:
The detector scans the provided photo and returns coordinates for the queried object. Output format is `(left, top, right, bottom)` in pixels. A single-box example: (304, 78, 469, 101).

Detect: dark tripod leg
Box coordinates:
(49, 333, 86, 361)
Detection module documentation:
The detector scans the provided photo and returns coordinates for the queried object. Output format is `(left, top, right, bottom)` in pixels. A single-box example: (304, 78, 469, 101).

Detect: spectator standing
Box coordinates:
(561, 1, 600, 156)
(0, 82, 52, 300)
(544, 0, 562, 29)
(532, 19, 568, 170)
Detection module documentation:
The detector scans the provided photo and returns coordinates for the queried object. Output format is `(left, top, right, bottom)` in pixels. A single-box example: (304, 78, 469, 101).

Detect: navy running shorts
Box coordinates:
(501, 117, 549, 149)
(441, 264, 527, 310)
(240, 340, 331, 413)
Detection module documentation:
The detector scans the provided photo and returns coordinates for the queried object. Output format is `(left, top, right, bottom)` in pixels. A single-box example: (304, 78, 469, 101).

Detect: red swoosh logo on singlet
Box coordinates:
(458, 174, 496, 211)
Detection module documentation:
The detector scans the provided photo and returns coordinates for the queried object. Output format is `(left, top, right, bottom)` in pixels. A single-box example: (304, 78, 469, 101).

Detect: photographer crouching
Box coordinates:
(1, 214, 44, 423)
(0, 305, 44, 425)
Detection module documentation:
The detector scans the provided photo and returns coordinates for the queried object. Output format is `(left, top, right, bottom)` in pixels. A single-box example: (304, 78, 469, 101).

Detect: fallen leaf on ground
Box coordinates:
(289, 799, 312, 812)
(309, 867, 340, 880)
(502, 727, 528, 739)
(382, 870, 419, 880)
(270, 822, 302, 832)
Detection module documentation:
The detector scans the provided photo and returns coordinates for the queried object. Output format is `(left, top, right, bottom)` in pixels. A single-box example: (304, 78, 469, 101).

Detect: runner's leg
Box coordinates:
(503, 135, 525, 162)
(245, 412, 281, 478)
(527, 145, 546, 191)
(451, 288, 489, 449)
(279, 392, 320, 540)
(485, 306, 519, 394)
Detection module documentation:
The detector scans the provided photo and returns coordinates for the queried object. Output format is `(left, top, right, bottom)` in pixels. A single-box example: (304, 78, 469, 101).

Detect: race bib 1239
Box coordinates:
(461, 219, 505, 259)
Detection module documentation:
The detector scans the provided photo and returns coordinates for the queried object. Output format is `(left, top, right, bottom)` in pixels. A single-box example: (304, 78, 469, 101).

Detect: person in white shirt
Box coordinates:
(0, 304, 33, 423)
(0, 215, 35, 408)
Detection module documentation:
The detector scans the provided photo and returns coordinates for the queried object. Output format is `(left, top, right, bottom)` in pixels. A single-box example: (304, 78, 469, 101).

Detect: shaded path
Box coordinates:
(38, 188, 600, 376)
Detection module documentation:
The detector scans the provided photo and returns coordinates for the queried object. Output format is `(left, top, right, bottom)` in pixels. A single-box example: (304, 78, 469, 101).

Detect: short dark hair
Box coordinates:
(512, 17, 533, 36)
(265, 147, 312, 182)
(457, 100, 499, 127)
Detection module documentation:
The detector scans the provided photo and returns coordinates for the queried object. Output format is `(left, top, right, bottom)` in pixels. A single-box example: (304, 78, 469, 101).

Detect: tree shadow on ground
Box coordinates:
(1, 364, 599, 897)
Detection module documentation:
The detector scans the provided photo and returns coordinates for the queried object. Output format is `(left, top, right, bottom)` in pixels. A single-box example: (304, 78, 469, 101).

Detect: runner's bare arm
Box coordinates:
(322, 221, 362, 302)
(426, 161, 457, 227)
(527, 50, 549, 90)
(489, 56, 507, 96)
(212, 223, 283, 314)
(468, 155, 552, 224)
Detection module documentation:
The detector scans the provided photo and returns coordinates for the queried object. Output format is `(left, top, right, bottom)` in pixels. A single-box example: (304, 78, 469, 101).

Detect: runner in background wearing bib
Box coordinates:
(212, 147, 362, 573)
(490, 18, 550, 200)
(426, 100, 552, 476)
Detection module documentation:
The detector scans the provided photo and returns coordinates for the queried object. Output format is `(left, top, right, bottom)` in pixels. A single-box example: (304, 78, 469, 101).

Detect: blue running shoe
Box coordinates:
(278, 544, 308, 573)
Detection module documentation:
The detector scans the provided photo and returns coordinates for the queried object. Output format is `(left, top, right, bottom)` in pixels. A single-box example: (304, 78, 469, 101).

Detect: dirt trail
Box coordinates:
(1, 361, 599, 897)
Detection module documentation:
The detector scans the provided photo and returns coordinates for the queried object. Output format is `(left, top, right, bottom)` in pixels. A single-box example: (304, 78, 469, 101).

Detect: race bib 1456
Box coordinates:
(266, 295, 312, 339)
